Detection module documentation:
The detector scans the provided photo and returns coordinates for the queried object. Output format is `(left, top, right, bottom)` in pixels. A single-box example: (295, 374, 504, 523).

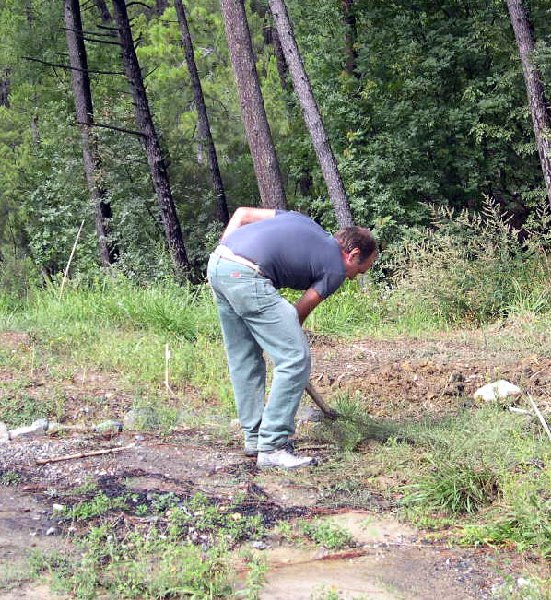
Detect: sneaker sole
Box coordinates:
(256, 460, 316, 470)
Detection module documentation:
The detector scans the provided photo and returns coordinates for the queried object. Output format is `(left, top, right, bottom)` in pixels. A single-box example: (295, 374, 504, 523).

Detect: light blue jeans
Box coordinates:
(207, 253, 311, 451)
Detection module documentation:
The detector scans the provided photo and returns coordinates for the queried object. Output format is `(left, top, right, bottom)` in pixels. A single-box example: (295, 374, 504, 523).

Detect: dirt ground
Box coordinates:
(0, 329, 549, 599)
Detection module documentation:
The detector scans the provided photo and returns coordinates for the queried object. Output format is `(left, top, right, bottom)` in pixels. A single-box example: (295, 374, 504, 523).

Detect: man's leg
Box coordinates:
(243, 281, 311, 452)
(207, 257, 266, 448)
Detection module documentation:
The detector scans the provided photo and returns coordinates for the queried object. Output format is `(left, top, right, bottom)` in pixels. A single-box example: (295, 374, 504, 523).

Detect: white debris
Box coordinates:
(0, 422, 9, 443)
(474, 380, 522, 402)
(9, 418, 49, 440)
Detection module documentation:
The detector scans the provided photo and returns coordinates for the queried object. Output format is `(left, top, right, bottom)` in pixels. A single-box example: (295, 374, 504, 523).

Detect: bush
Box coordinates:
(386, 198, 551, 324)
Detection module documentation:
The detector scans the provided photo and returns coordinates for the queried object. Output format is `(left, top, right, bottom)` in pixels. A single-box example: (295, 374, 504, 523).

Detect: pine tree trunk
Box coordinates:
(341, 0, 358, 77)
(175, 0, 229, 225)
(219, 0, 287, 209)
(93, 0, 111, 22)
(111, 0, 189, 271)
(0, 69, 9, 107)
(64, 0, 116, 267)
(156, 0, 169, 15)
(268, 10, 289, 91)
(268, 0, 354, 227)
(506, 0, 551, 208)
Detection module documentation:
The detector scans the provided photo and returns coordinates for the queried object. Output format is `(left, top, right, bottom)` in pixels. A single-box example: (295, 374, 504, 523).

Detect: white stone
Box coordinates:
(474, 380, 522, 402)
(0, 422, 9, 443)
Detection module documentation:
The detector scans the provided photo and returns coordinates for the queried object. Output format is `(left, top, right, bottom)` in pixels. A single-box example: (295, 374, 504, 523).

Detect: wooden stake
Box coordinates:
(59, 218, 85, 300)
(527, 394, 551, 443)
(36, 443, 134, 465)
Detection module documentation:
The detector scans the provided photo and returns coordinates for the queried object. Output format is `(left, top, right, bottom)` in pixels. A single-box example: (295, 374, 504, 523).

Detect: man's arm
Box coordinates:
(221, 207, 277, 240)
(295, 288, 324, 325)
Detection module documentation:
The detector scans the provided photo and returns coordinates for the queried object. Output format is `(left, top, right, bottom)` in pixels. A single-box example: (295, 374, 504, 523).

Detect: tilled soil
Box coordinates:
(0, 329, 549, 598)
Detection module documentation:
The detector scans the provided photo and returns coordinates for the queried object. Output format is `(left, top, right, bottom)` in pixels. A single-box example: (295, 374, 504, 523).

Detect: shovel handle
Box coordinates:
(304, 381, 340, 420)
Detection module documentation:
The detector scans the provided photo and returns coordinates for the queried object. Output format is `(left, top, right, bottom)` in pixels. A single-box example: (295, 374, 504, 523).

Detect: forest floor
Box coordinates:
(0, 328, 550, 599)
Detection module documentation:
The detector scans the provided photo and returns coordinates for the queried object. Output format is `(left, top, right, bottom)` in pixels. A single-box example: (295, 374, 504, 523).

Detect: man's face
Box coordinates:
(343, 249, 378, 280)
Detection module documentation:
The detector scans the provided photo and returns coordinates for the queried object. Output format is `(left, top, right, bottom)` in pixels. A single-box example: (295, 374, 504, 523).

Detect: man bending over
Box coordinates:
(207, 208, 378, 469)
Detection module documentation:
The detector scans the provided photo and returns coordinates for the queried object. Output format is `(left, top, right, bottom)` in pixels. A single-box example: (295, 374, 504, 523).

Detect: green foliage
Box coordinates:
(386, 198, 551, 324)
(402, 459, 500, 515)
(46, 524, 234, 599)
(302, 518, 353, 550)
(315, 391, 397, 451)
(67, 492, 128, 521)
(0, 471, 22, 486)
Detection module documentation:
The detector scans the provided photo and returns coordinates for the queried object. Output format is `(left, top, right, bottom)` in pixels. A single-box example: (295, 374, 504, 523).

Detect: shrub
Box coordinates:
(386, 198, 551, 324)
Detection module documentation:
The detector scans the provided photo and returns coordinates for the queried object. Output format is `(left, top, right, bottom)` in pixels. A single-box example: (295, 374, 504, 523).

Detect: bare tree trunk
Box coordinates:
(175, 0, 229, 225)
(93, 0, 111, 22)
(268, 0, 353, 227)
(341, 0, 358, 77)
(271, 21, 289, 91)
(219, 0, 287, 209)
(64, 0, 117, 267)
(0, 69, 10, 107)
(507, 0, 551, 208)
(111, 0, 189, 272)
(156, 0, 169, 15)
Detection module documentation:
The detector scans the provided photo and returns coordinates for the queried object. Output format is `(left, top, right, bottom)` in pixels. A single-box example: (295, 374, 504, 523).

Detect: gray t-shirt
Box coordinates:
(223, 211, 345, 298)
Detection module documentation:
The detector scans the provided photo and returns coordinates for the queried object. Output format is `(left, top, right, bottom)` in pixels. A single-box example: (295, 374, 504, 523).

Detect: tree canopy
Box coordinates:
(0, 0, 549, 279)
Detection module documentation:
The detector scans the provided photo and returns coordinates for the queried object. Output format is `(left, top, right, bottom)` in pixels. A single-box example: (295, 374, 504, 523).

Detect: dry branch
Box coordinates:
(36, 443, 135, 465)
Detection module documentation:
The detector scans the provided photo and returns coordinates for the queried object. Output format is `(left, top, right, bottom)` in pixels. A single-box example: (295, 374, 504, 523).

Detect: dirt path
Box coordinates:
(0, 329, 549, 598)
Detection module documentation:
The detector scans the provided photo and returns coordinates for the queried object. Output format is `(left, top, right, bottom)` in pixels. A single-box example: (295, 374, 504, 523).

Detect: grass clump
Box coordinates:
(402, 458, 500, 515)
(302, 518, 353, 550)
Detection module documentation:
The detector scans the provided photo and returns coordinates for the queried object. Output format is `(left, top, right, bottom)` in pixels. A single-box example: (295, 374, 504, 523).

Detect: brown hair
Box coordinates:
(334, 227, 378, 261)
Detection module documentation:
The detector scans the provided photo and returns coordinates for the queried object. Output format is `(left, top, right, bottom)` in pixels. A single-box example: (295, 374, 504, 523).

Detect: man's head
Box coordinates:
(334, 226, 378, 279)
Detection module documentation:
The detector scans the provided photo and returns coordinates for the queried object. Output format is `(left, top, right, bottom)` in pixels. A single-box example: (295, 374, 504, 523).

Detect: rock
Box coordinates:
(0, 422, 9, 443)
(93, 420, 123, 434)
(52, 503, 65, 513)
(124, 407, 160, 430)
(296, 406, 323, 423)
(9, 418, 49, 440)
(474, 380, 522, 402)
(45, 526, 60, 536)
(251, 540, 267, 550)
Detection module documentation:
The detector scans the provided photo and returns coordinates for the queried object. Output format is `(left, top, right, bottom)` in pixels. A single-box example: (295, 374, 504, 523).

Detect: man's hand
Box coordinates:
(295, 288, 323, 325)
(221, 207, 276, 240)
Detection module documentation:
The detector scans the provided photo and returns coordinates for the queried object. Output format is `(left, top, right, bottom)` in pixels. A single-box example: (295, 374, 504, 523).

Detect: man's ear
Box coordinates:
(348, 247, 361, 262)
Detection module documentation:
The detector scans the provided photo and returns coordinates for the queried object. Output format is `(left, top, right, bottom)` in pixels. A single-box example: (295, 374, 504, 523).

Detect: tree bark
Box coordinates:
(0, 69, 10, 107)
(174, 0, 229, 225)
(93, 0, 111, 23)
(156, 0, 169, 15)
(267, 9, 289, 91)
(506, 0, 551, 208)
(219, 0, 287, 209)
(268, 0, 354, 227)
(111, 0, 189, 272)
(64, 0, 116, 267)
(341, 0, 358, 77)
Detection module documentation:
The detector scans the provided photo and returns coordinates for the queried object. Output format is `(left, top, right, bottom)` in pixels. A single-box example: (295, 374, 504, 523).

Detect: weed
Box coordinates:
(0, 471, 22, 486)
(302, 518, 353, 550)
(149, 492, 180, 514)
(238, 549, 267, 600)
(66, 492, 128, 521)
(0, 388, 65, 428)
(402, 459, 500, 514)
(315, 391, 397, 451)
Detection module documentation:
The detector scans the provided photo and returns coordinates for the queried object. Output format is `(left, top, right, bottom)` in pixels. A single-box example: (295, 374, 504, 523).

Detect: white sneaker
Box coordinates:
(257, 444, 316, 470)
